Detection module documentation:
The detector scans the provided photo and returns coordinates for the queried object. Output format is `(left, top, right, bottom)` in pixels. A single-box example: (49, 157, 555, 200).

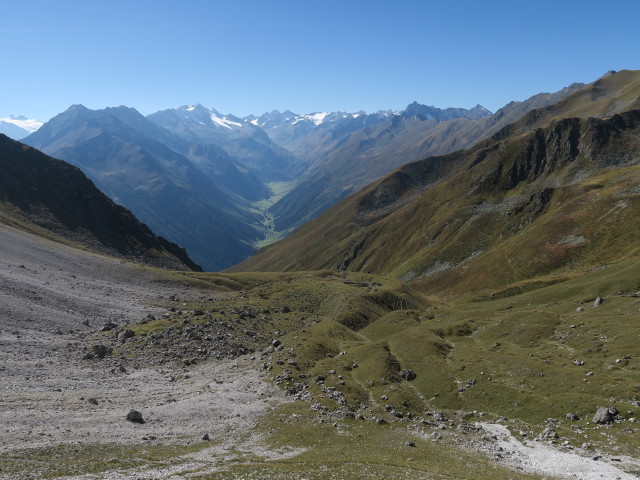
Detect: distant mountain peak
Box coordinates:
(0, 114, 44, 140)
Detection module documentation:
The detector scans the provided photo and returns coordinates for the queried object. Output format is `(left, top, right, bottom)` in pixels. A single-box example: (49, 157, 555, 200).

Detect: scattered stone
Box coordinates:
(566, 413, 580, 421)
(593, 296, 604, 308)
(81, 319, 90, 326)
(118, 329, 135, 343)
(405, 441, 416, 447)
(101, 321, 118, 331)
(126, 410, 144, 423)
(202, 433, 210, 441)
(400, 369, 416, 381)
(88, 398, 99, 405)
(538, 427, 559, 440)
(433, 411, 447, 422)
(272, 339, 281, 348)
(573, 359, 584, 366)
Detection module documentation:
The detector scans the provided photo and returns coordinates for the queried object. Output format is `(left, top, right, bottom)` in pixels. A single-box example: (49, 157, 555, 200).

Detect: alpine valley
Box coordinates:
(2, 70, 640, 480)
(20, 79, 583, 270)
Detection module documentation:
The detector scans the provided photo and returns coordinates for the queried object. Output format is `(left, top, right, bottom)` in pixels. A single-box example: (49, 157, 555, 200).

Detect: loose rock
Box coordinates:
(400, 369, 416, 381)
(592, 406, 615, 424)
(126, 409, 144, 423)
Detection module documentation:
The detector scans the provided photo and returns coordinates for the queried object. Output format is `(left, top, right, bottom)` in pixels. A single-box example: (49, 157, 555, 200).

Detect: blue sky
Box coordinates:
(2, 0, 638, 121)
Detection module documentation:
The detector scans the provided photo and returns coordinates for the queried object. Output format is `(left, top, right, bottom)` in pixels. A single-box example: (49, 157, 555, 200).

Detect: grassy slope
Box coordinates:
(232, 72, 640, 302)
(3, 264, 638, 478)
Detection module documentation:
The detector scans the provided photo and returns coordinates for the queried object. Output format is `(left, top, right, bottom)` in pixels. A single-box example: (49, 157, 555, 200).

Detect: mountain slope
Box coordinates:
(23, 105, 261, 270)
(234, 70, 640, 297)
(267, 88, 584, 233)
(148, 105, 300, 182)
(0, 134, 199, 270)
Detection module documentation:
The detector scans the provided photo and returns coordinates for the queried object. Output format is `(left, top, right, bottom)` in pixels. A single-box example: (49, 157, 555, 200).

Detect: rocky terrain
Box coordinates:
(2, 221, 639, 479)
(0, 224, 296, 478)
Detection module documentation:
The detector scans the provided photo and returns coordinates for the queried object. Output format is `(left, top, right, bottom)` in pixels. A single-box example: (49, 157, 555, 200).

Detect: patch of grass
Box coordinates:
(190, 402, 545, 480)
(0, 441, 211, 479)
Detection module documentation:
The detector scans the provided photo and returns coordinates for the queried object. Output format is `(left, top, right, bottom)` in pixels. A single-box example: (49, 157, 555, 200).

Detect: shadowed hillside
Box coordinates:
(0, 134, 200, 271)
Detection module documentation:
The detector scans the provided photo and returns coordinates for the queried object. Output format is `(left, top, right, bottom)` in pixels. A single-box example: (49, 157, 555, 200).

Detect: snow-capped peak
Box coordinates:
(0, 115, 43, 133)
(305, 112, 329, 126)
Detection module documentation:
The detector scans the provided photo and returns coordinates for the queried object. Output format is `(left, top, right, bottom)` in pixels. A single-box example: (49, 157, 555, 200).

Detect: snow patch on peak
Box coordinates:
(306, 112, 329, 126)
(186, 105, 196, 112)
(210, 112, 243, 129)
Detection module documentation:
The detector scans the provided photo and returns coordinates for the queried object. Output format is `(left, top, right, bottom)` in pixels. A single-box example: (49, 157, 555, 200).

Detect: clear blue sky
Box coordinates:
(2, 0, 638, 121)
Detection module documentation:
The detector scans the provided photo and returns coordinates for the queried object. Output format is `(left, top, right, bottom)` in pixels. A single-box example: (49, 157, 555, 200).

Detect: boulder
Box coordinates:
(400, 369, 417, 381)
(592, 406, 614, 424)
(118, 329, 135, 343)
(101, 321, 118, 331)
(126, 409, 144, 423)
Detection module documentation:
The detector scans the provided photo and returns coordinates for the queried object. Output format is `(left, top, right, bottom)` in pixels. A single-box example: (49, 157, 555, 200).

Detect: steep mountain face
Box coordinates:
(233, 70, 640, 297)
(0, 115, 43, 140)
(148, 105, 300, 181)
(0, 134, 199, 270)
(23, 105, 261, 270)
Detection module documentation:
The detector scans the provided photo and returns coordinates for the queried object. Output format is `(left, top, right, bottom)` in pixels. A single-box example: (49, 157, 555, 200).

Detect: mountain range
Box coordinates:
(5, 69, 640, 479)
(16, 78, 605, 270)
(234, 69, 640, 296)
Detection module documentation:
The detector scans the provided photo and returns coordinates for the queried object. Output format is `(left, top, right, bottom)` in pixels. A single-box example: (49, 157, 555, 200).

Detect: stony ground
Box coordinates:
(0, 224, 296, 478)
(1, 223, 638, 480)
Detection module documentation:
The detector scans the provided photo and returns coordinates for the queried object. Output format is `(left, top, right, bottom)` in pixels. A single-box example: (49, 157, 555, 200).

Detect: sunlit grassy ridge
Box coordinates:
(233, 72, 640, 301)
